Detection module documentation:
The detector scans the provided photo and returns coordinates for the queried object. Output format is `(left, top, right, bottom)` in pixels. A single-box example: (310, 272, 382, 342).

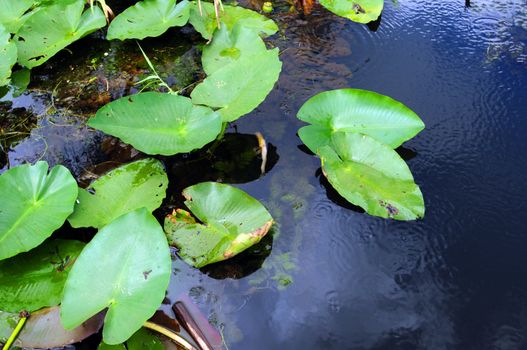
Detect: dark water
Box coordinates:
(2, 0, 527, 349)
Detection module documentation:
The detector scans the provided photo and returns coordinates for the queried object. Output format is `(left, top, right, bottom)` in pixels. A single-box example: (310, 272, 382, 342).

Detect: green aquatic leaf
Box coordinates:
(0, 24, 17, 87)
(68, 159, 168, 229)
(164, 182, 273, 268)
(200, 21, 267, 75)
(61, 208, 171, 345)
(297, 124, 332, 155)
(1, 307, 103, 348)
(15, 0, 106, 68)
(297, 88, 425, 152)
(188, 1, 278, 40)
(9, 68, 31, 97)
(99, 343, 127, 350)
(98, 328, 164, 350)
(0, 0, 35, 33)
(191, 24, 282, 122)
(107, 0, 190, 40)
(0, 161, 78, 261)
(89, 92, 222, 155)
(319, 0, 383, 23)
(320, 132, 424, 220)
(0, 239, 84, 313)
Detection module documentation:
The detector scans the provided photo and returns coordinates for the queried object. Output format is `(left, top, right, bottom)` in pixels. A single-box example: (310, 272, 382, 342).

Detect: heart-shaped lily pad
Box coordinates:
(107, 0, 190, 40)
(319, 0, 384, 24)
(88, 92, 222, 156)
(0, 239, 85, 313)
(61, 208, 171, 344)
(15, 0, 106, 68)
(0, 161, 78, 260)
(200, 21, 267, 75)
(188, 1, 278, 40)
(297, 88, 425, 152)
(191, 24, 282, 122)
(164, 182, 273, 268)
(319, 132, 424, 220)
(68, 158, 168, 229)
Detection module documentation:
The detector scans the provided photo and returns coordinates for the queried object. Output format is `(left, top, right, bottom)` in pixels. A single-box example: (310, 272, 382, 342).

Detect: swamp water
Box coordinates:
(1, 0, 527, 348)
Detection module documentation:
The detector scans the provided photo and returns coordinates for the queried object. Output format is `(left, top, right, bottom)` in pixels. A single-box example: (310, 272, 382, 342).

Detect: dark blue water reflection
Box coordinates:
(218, 0, 527, 348)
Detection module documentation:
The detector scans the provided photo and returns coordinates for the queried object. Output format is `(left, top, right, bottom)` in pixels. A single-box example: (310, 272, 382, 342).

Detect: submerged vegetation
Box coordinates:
(0, 0, 426, 348)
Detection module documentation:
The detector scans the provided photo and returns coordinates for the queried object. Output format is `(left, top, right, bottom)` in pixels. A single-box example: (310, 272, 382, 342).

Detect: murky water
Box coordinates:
(1, 0, 527, 348)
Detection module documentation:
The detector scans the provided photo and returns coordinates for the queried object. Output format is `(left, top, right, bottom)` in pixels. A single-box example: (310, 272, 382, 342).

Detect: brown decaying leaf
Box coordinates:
(14, 307, 104, 348)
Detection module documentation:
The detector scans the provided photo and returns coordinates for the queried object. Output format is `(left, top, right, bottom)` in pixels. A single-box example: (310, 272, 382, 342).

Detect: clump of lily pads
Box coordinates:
(297, 88, 425, 220)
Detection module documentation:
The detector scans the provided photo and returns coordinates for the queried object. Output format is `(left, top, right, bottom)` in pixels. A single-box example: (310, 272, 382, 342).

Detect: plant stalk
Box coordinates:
(143, 321, 196, 350)
(2, 316, 27, 350)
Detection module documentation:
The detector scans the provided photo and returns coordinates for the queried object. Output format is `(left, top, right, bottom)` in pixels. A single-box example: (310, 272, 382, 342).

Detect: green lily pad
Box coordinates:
(319, 132, 424, 220)
(15, 0, 106, 68)
(9, 68, 31, 97)
(0, 24, 17, 87)
(297, 88, 425, 152)
(188, 1, 278, 40)
(99, 343, 127, 350)
(61, 208, 172, 345)
(191, 24, 282, 122)
(88, 92, 222, 156)
(107, 0, 190, 40)
(200, 21, 267, 75)
(0, 0, 35, 33)
(0, 161, 78, 261)
(319, 0, 383, 24)
(164, 182, 273, 268)
(98, 327, 164, 350)
(68, 159, 168, 229)
(0, 239, 85, 313)
(1, 307, 104, 348)
(128, 328, 165, 350)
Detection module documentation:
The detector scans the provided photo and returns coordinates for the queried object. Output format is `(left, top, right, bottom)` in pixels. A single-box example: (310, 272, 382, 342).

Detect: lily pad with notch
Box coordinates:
(0, 161, 78, 261)
(319, 132, 424, 220)
(88, 92, 222, 156)
(164, 182, 273, 268)
(188, 1, 278, 40)
(297, 88, 425, 153)
(107, 0, 190, 40)
(68, 158, 169, 229)
(319, 0, 384, 24)
(15, 0, 106, 68)
(200, 22, 268, 75)
(61, 208, 172, 345)
(191, 24, 282, 122)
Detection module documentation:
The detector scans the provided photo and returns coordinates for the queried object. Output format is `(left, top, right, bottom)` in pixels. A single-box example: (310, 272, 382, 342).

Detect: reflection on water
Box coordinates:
(1, 0, 527, 348)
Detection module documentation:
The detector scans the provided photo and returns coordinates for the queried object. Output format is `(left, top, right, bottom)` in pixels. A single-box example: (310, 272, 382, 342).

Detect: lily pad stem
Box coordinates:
(143, 321, 196, 350)
(2, 315, 28, 350)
